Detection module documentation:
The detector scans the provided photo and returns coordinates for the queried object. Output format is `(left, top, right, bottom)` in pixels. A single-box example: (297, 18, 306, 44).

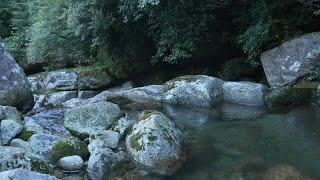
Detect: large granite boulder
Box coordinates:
(125, 111, 185, 175)
(64, 102, 122, 137)
(0, 44, 34, 112)
(163, 75, 224, 108)
(261, 32, 320, 88)
(223, 81, 266, 106)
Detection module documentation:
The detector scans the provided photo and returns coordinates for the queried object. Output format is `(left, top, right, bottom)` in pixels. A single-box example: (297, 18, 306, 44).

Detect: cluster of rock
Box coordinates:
(0, 30, 320, 179)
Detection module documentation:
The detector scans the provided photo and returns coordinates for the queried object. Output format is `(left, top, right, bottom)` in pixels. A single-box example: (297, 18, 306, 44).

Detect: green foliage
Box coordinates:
(0, 0, 11, 38)
(2, 0, 320, 77)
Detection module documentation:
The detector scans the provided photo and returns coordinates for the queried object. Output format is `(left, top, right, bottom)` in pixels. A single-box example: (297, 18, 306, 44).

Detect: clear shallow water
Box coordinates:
(159, 103, 320, 180)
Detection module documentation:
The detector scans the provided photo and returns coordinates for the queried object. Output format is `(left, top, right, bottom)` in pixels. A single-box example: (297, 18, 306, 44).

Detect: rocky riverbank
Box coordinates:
(0, 33, 319, 179)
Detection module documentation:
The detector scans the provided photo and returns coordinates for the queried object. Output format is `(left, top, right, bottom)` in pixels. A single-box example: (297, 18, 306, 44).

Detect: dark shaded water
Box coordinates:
(160, 103, 320, 180)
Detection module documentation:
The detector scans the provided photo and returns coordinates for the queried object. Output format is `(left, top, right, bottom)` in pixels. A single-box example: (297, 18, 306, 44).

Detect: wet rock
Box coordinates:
(125, 110, 185, 175)
(58, 155, 84, 173)
(107, 81, 133, 92)
(213, 103, 266, 121)
(29, 133, 60, 161)
(46, 91, 78, 106)
(263, 164, 312, 180)
(163, 75, 223, 108)
(223, 81, 266, 106)
(261, 32, 320, 88)
(0, 169, 57, 180)
(64, 102, 121, 137)
(50, 136, 89, 164)
(10, 138, 32, 151)
(24, 109, 69, 137)
(0, 45, 34, 112)
(87, 148, 126, 179)
(1, 119, 23, 145)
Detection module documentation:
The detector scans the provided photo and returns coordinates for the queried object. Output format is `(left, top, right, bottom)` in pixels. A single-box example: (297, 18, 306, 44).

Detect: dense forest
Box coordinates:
(1, 0, 320, 79)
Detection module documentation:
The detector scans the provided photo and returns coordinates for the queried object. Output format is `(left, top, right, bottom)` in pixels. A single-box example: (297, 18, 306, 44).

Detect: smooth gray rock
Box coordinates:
(64, 102, 121, 137)
(62, 98, 87, 108)
(87, 148, 125, 179)
(58, 155, 84, 172)
(0, 169, 57, 180)
(0, 45, 34, 112)
(28, 133, 60, 161)
(223, 81, 266, 106)
(24, 109, 69, 137)
(89, 130, 120, 151)
(46, 91, 78, 106)
(10, 138, 32, 151)
(107, 81, 133, 92)
(1, 119, 23, 145)
(261, 32, 320, 88)
(125, 111, 185, 175)
(163, 75, 224, 108)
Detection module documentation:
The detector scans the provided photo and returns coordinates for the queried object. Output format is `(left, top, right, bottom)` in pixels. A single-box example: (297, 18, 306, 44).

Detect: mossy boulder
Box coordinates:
(125, 110, 185, 175)
(76, 66, 114, 90)
(50, 136, 89, 164)
(265, 84, 316, 106)
(18, 128, 35, 141)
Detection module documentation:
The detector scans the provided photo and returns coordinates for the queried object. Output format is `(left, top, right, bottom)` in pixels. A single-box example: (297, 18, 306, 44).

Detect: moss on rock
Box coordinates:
(265, 84, 316, 107)
(130, 133, 143, 151)
(18, 129, 35, 141)
(30, 158, 52, 174)
(50, 136, 89, 164)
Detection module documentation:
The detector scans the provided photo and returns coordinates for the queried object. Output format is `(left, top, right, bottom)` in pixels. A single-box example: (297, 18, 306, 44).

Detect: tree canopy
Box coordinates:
(1, 0, 319, 77)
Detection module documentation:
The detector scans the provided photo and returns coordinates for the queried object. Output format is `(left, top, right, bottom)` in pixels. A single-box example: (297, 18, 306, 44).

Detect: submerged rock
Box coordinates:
(265, 85, 315, 106)
(0, 45, 34, 112)
(125, 110, 185, 175)
(0, 169, 57, 180)
(0, 119, 23, 145)
(64, 102, 121, 137)
(223, 81, 266, 106)
(58, 155, 84, 173)
(163, 75, 223, 108)
(263, 164, 312, 180)
(261, 32, 320, 88)
(50, 136, 89, 164)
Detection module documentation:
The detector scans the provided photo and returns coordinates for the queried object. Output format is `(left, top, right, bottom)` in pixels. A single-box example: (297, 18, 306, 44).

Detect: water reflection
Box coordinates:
(165, 103, 320, 179)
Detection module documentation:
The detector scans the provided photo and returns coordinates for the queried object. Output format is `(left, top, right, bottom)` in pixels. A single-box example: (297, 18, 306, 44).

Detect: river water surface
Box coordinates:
(152, 103, 320, 180)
